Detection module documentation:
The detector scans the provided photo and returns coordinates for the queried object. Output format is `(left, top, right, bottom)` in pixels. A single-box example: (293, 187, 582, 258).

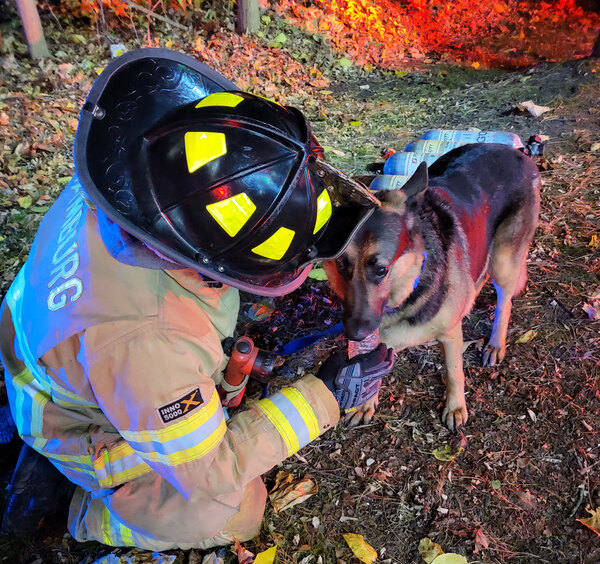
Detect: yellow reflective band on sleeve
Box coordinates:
(102, 506, 115, 546)
(255, 398, 299, 455)
(121, 390, 220, 444)
(280, 388, 320, 441)
(120, 390, 227, 468)
(195, 92, 244, 108)
(120, 523, 135, 547)
(206, 192, 257, 237)
(313, 189, 332, 234)
(185, 132, 227, 173)
(251, 227, 295, 260)
(92, 441, 153, 488)
(102, 506, 135, 547)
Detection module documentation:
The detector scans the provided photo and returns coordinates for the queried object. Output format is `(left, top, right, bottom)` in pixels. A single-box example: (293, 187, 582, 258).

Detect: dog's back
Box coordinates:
(427, 143, 541, 283)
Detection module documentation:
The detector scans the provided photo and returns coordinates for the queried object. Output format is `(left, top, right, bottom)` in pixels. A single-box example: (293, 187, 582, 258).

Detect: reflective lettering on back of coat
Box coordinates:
(47, 192, 85, 311)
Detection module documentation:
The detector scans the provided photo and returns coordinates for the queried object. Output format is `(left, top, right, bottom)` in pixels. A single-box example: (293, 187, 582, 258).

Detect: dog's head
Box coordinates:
(324, 162, 429, 341)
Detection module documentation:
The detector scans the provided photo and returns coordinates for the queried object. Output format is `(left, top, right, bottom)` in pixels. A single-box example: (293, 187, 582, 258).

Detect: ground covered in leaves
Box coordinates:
(1, 1, 600, 563)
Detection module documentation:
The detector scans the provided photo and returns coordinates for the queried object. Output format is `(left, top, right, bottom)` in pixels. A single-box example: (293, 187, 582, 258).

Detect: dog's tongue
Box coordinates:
(348, 330, 380, 359)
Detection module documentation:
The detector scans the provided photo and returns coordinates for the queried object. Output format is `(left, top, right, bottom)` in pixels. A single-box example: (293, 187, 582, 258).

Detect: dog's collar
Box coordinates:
(412, 250, 427, 290)
(384, 251, 427, 315)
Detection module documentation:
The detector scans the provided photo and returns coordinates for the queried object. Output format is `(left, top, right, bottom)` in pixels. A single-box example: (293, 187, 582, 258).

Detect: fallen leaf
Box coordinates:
(432, 444, 464, 462)
(235, 540, 255, 564)
(462, 338, 484, 353)
(308, 268, 327, 280)
(343, 533, 377, 564)
(338, 57, 353, 68)
(254, 546, 277, 564)
(418, 538, 444, 563)
(269, 471, 318, 512)
(582, 292, 600, 321)
(590, 234, 599, 248)
(349, 121, 362, 126)
(515, 329, 537, 343)
(491, 480, 501, 489)
(590, 142, 600, 152)
(471, 62, 481, 69)
(518, 100, 551, 117)
(17, 196, 32, 209)
(431, 555, 468, 564)
(576, 506, 600, 536)
(473, 528, 489, 553)
(272, 32, 287, 45)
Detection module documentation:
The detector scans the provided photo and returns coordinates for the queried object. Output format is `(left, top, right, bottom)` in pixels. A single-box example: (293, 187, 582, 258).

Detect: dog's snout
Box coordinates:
(344, 317, 378, 342)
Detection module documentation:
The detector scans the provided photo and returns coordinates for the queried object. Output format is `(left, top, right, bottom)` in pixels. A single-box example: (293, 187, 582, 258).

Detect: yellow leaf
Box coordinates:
(350, 120, 362, 127)
(515, 330, 537, 344)
(418, 537, 444, 563)
(343, 533, 377, 564)
(576, 507, 600, 536)
(431, 554, 469, 564)
(432, 444, 464, 462)
(589, 234, 599, 248)
(17, 196, 32, 209)
(254, 546, 278, 563)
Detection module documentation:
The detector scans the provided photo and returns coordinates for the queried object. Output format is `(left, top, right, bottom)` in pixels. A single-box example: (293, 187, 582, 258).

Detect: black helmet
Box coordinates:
(75, 48, 378, 296)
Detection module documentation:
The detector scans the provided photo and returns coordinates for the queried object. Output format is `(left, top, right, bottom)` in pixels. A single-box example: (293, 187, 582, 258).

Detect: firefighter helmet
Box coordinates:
(75, 48, 378, 296)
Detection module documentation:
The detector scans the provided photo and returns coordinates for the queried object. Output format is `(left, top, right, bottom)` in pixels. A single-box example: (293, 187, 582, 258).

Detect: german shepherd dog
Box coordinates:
(324, 144, 541, 430)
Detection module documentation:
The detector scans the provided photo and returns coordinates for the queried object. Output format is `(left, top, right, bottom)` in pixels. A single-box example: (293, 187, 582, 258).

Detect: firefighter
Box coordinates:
(0, 49, 394, 550)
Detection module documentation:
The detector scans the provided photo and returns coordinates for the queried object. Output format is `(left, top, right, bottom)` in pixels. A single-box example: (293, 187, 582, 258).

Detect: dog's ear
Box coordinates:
(402, 162, 429, 198)
(375, 162, 429, 212)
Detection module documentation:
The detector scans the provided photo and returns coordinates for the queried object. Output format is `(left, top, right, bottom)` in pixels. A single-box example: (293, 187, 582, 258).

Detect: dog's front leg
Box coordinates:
(438, 324, 468, 430)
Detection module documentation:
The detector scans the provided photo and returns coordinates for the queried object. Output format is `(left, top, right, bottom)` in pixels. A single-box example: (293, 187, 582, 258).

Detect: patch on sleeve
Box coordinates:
(157, 388, 204, 424)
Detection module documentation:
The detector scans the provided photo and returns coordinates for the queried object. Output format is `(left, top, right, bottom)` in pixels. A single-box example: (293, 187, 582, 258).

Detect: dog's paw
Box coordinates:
(442, 400, 468, 431)
(482, 343, 506, 366)
(344, 392, 380, 428)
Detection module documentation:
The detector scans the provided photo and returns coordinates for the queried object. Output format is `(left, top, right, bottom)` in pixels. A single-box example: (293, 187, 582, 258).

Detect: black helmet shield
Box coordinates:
(75, 48, 378, 296)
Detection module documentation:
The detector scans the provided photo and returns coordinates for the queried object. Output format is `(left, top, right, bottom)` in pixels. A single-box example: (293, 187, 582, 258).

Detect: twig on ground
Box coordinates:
(568, 483, 588, 518)
(121, 0, 189, 30)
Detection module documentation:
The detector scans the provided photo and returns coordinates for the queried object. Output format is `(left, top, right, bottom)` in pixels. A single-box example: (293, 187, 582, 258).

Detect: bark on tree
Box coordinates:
(16, 0, 49, 59)
(236, 0, 260, 35)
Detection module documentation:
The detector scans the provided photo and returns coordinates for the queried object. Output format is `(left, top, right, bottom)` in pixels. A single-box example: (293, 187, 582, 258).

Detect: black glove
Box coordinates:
(316, 343, 394, 412)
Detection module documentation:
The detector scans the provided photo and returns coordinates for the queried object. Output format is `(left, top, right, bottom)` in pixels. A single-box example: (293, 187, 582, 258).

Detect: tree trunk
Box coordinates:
(15, 0, 49, 59)
(236, 0, 260, 35)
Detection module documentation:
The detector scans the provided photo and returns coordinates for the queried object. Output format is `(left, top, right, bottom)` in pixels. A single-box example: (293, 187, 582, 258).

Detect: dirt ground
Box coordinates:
(1, 7, 599, 564)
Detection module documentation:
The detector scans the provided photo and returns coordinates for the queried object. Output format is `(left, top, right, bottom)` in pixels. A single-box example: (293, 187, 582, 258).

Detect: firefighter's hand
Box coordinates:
(316, 343, 394, 412)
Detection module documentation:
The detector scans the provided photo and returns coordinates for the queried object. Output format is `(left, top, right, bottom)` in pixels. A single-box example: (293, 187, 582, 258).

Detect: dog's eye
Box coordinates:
(375, 266, 389, 278)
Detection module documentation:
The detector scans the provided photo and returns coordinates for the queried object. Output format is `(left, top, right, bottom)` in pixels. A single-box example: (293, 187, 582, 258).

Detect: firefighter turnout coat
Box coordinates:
(0, 177, 340, 550)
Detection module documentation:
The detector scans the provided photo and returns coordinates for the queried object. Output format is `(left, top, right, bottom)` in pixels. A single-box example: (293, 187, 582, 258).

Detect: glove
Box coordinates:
(316, 343, 394, 412)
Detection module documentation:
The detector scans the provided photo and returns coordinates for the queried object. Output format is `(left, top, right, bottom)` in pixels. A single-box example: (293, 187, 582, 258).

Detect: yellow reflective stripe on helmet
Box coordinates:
(185, 132, 227, 173)
(280, 388, 320, 441)
(255, 398, 299, 455)
(206, 192, 257, 237)
(195, 92, 244, 108)
(251, 227, 295, 260)
(313, 189, 332, 234)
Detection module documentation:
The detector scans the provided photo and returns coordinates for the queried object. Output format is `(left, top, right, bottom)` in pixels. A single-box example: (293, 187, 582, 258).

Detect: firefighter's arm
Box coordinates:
(84, 320, 339, 500)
